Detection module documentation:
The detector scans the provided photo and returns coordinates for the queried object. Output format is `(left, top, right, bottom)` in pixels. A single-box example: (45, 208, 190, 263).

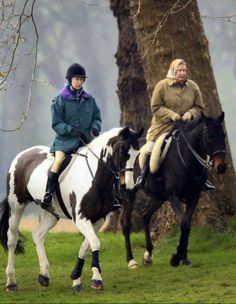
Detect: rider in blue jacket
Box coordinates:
(42, 63, 102, 210)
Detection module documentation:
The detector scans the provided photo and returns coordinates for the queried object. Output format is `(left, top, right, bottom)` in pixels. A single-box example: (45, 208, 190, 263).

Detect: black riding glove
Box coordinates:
(71, 127, 83, 137)
(91, 127, 99, 137)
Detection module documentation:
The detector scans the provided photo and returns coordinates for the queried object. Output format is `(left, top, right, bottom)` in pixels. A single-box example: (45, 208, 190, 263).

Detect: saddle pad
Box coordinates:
(139, 132, 172, 174)
(150, 132, 172, 173)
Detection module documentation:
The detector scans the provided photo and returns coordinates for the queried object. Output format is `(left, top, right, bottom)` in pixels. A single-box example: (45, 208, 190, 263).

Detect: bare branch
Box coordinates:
(0, 0, 39, 132)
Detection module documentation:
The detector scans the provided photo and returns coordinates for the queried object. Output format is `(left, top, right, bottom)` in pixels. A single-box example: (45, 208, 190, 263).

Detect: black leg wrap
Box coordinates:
(91, 250, 101, 273)
(70, 257, 85, 280)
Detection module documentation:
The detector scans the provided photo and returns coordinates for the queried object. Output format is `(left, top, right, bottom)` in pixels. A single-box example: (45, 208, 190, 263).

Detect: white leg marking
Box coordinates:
(6, 202, 25, 286)
(128, 259, 138, 269)
(76, 217, 100, 252)
(91, 267, 102, 281)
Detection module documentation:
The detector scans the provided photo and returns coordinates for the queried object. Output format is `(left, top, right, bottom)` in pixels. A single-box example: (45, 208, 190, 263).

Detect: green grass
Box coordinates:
(1, 219, 236, 303)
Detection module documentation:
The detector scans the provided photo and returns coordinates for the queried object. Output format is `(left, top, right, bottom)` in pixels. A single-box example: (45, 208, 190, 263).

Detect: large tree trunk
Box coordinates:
(110, 0, 236, 235)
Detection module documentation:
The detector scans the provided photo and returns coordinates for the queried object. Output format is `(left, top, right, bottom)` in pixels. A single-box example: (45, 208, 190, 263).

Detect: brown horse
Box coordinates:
(120, 112, 227, 269)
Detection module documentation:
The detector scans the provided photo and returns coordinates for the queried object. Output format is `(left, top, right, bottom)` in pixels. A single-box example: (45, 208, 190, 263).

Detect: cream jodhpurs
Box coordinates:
(50, 151, 67, 173)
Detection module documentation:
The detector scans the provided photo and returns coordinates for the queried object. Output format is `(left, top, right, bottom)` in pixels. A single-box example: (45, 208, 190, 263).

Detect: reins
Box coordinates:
(77, 136, 120, 179)
(174, 120, 213, 170)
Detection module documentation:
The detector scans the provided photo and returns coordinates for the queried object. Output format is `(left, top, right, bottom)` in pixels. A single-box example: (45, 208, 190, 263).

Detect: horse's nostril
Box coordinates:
(217, 163, 227, 174)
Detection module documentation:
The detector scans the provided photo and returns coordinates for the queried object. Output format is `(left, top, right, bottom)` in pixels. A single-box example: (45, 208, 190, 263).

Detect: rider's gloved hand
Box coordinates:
(91, 127, 99, 137)
(182, 111, 192, 121)
(171, 113, 181, 121)
(71, 127, 83, 137)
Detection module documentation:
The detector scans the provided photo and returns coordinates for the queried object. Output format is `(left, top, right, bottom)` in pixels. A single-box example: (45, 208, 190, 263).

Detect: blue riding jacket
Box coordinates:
(50, 85, 102, 154)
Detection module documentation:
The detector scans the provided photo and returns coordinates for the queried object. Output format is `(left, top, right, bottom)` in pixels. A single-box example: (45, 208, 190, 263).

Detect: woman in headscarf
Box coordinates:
(136, 58, 214, 191)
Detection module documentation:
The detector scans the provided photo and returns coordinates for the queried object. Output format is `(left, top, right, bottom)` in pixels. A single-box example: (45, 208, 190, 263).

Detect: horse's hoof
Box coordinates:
(91, 279, 104, 290)
(181, 258, 192, 266)
(142, 257, 153, 266)
(170, 254, 180, 267)
(38, 274, 50, 287)
(6, 283, 17, 292)
(128, 259, 138, 269)
(72, 284, 83, 293)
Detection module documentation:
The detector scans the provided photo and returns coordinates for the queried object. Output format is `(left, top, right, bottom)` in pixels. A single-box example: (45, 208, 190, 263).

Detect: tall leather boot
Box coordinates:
(41, 171, 59, 209)
(135, 153, 151, 188)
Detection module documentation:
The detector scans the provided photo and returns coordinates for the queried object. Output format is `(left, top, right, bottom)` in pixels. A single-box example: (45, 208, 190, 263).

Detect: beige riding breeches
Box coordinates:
(50, 151, 67, 173)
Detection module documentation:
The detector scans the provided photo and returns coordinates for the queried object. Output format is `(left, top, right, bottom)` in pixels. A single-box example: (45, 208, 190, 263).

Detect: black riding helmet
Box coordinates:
(66, 63, 87, 81)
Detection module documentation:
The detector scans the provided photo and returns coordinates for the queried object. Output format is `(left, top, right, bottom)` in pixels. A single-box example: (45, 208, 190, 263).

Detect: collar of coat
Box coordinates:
(59, 85, 91, 100)
(166, 78, 189, 87)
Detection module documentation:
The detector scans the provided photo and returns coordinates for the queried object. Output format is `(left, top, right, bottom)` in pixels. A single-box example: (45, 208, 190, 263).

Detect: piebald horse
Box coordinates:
(0, 127, 142, 292)
(120, 112, 227, 269)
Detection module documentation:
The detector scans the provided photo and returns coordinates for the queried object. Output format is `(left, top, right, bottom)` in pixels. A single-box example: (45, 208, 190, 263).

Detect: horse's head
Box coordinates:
(109, 127, 143, 189)
(201, 111, 227, 174)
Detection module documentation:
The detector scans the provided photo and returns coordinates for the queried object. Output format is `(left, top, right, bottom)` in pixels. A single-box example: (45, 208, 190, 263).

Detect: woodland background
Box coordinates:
(0, 0, 235, 218)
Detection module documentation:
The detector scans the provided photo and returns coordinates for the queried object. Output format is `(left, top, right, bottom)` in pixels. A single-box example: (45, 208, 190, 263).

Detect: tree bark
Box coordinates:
(110, 0, 236, 234)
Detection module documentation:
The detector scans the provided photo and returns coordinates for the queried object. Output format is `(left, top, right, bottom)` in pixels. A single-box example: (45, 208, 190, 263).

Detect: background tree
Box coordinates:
(110, 0, 236, 235)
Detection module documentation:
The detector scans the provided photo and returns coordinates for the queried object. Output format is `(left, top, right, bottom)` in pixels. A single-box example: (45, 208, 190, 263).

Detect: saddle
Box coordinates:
(139, 132, 172, 174)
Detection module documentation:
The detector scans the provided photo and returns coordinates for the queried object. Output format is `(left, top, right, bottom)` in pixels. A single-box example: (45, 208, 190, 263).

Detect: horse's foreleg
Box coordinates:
(6, 202, 25, 292)
(32, 211, 58, 287)
(76, 217, 103, 290)
(91, 250, 103, 290)
(142, 200, 163, 266)
(120, 192, 137, 269)
(71, 237, 90, 293)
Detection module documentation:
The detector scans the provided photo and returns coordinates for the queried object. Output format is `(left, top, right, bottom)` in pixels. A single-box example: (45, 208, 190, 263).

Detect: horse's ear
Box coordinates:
(120, 127, 130, 139)
(137, 128, 144, 138)
(218, 111, 225, 123)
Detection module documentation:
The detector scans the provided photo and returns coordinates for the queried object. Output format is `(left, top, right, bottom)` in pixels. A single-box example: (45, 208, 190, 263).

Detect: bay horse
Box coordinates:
(120, 112, 227, 269)
(0, 127, 142, 292)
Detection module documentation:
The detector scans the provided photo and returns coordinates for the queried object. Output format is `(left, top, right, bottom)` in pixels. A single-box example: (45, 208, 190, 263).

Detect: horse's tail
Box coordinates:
(0, 197, 25, 255)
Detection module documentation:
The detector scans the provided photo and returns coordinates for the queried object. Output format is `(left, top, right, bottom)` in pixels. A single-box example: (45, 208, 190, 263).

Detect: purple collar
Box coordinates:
(59, 85, 90, 100)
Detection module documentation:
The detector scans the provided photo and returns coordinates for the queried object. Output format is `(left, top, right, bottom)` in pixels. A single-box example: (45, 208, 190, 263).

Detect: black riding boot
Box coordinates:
(135, 153, 151, 188)
(41, 171, 59, 209)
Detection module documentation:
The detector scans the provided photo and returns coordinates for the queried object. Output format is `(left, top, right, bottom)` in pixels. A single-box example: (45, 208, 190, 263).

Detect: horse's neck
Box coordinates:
(94, 157, 115, 192)
(186, 123, 206, 156)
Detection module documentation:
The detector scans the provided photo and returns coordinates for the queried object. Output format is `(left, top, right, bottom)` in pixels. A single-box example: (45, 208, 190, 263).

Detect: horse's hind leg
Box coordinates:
(6, 200, 26, 291)
(32, 210, 58, 287)
(170, 196, 197, 267)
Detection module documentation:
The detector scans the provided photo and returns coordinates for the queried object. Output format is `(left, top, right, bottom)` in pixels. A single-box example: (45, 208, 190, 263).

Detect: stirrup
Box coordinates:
(134, 175, 145, 188)
(202, 180, 215, 192)
(42, 192, 53, 206)
(112, 198, 122, 211)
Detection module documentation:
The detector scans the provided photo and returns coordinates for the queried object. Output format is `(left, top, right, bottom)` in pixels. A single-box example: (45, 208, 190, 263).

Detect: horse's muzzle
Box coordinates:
(216, 163, 227, 174)
(213, 154, 227, 174)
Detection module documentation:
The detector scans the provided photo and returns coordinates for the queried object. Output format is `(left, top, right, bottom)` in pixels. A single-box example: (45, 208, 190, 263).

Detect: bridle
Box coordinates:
(174, 120, 225, 180)
(77, 137, 134, 188)
(202, 126, 225, 157)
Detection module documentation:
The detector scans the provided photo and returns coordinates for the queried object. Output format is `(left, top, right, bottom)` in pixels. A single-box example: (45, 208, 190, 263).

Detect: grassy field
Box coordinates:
(1, 218, 236, 303)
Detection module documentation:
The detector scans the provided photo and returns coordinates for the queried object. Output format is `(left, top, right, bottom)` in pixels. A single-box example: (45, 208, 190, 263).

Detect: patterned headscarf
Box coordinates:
(166, 59, 186, 79)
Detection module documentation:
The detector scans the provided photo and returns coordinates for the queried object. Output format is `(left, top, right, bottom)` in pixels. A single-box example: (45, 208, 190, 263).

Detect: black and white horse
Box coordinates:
(0, 127, 142, 292)
(120, 112, 227, 269)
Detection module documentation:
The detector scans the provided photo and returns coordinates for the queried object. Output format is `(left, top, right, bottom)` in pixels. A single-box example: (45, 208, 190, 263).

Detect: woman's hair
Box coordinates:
(166, 59, 186, 79)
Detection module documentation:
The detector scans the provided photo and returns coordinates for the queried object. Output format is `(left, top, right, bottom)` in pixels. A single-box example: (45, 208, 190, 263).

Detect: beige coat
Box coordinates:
(146, 78, 204, 142)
